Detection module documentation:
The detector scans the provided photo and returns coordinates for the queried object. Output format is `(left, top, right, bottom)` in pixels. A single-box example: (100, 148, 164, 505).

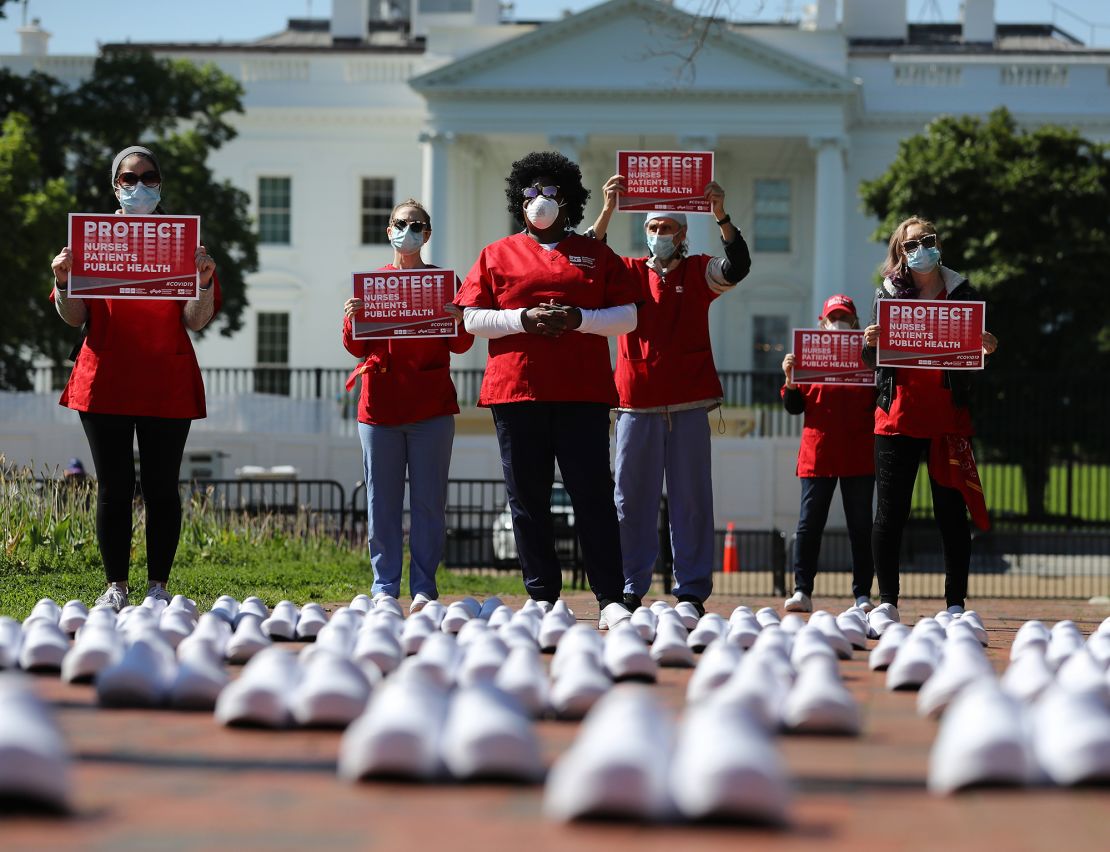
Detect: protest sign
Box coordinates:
(68, 213, 200, 299)
(351, 269, 458, 340)
(616, 151, 714, 214)
(877, 299, 985, 370)
(792, 329, 875, 386)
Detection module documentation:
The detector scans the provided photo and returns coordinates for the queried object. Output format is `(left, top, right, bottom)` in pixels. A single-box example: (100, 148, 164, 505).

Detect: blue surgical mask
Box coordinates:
(118, 182, 161, 215)
(906, 245, 941, 273)
(389, 224, 424, 255)
(647, 232, 676, 261)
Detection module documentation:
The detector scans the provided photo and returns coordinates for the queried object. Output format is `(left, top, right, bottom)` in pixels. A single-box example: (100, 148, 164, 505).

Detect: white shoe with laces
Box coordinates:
(95, 585, 129, 613)
(144, 584, 172, 606)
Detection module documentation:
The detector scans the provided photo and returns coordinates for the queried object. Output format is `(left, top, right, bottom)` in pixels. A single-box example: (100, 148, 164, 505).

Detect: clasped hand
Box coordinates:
(522, 301, 582, 337)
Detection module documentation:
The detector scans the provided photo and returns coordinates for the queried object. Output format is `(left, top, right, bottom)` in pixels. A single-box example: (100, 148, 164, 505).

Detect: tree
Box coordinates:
(859, 107, 1110, 519)
(0, 49, 257, 389)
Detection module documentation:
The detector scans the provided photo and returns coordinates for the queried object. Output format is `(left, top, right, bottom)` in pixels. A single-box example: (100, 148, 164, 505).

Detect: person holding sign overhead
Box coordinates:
(49, 145, 219, 612)
(457, 151, 640, 630)
(588, 172, 751, 621)
(342, 198, 473, 613)
(861, 217, 998, 624)
(780, 295, 876, 614)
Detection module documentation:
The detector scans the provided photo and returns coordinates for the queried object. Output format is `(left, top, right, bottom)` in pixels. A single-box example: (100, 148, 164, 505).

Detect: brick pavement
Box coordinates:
(3, 594, 1109, 852)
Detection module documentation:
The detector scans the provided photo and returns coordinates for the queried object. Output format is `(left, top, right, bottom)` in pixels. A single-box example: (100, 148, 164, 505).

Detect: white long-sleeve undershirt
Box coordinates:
(463, 304, 637, 339)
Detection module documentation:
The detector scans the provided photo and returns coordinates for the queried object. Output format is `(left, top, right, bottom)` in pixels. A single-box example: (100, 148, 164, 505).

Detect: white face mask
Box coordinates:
(524, 196, 561, 230)
(824, 319, 853, 331)
(389, 224, 424, 255)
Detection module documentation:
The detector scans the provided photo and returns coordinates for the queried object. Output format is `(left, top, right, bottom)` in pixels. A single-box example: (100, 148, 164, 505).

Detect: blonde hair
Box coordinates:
(881, 216, 938, 280)
(391, 198, 430, 229)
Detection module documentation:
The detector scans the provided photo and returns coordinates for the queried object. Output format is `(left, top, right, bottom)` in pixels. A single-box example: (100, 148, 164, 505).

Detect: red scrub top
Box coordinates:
(456, 232, 640, 407)
(53, 276, 222, 420)
(782, 383, 877, 478)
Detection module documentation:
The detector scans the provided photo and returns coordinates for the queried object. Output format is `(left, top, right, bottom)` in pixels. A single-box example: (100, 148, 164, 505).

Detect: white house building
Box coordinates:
(4, 0, 1109, 528)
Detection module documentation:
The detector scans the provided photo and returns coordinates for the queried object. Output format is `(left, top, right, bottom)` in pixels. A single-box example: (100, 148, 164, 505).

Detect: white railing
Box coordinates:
(893, 64, 963, 87)
(240, 58, 310, 83)
(343, 59, 416, 83)
(1001, 64, 1069, 87)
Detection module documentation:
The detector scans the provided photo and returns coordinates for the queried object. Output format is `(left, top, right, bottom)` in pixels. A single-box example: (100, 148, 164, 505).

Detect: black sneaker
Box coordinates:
(622, 593, 643, 612)
(676, 595, 705, 618)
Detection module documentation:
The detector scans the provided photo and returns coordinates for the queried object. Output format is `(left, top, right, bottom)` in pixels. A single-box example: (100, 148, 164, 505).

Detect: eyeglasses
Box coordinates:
(522, 184, 559, 200)
(391, 220, 429, 233)
(116, 170, 162, 188)
(902, 234, 938, 252)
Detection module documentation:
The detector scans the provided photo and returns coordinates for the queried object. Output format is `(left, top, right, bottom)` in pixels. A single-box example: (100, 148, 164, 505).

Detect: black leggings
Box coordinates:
(79, 412, 191, 584)
(872, 434, 970, 609)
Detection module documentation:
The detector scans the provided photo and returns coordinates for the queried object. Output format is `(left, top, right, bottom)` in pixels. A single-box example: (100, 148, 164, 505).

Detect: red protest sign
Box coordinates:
(68, 213, 200, 299)
(351, 269, 458, 340)
(792, 329, 875, 386)
(616, 150, 713, 214)
(877, 299, 985, 370)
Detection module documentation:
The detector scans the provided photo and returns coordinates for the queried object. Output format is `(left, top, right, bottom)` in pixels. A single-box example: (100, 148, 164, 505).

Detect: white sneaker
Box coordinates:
(598, 602, 632, 631)
(855, 596, 874, 613)
(441, 685, 543, 781)
(94, 585, 129, 613)
(867, 602, 900, 639)
(409, 593, 432, 615)
(144, 584, 172, 606)
(783, 591, 812, 613)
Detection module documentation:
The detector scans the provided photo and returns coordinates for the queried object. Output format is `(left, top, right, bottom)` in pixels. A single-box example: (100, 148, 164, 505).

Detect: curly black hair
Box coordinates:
(505, 151, 590, 229)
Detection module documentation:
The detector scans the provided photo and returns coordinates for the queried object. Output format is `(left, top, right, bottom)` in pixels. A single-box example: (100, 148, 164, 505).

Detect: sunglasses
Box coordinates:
(522, 185, 559, 200)
(902, 234, 938, 252)
(116, 170, 162, 188)
(391, 220, 429, 233)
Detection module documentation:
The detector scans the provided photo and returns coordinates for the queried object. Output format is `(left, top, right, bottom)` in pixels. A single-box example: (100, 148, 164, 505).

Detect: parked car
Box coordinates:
(491, 483, 577, 563)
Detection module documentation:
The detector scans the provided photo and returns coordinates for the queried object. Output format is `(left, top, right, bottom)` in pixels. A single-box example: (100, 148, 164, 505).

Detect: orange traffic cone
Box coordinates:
(722, 522, 739, 574)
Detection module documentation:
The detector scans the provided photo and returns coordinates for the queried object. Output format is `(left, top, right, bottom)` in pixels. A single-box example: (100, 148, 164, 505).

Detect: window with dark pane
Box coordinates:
(258, 177, 291, 245)
(256, 311, 290, 395)
(752, 314, 789, 403)
(361, 178, 394, 245)
(753, 179, 791, 253)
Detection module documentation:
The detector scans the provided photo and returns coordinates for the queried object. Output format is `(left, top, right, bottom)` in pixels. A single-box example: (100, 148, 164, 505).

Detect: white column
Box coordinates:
(547, 132, 586, 164)
(678, 133, 718, 259)
(420, 129, 454, 268)
(810, 136, 847, 321)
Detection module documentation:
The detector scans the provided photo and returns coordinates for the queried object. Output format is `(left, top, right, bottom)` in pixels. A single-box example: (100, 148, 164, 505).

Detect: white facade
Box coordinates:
(3, 0, 1110, 524)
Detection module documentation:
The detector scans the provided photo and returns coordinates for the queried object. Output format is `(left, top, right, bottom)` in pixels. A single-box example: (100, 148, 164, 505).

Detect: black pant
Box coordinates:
(793, 475, 875, 600)
(491, 401, 624, 604)
(872, 434, 970, 608)
(79, 412, 192, 584)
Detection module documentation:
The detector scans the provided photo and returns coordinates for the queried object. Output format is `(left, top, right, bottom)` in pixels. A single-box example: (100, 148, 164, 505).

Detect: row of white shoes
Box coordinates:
(544, 686, 791, 825)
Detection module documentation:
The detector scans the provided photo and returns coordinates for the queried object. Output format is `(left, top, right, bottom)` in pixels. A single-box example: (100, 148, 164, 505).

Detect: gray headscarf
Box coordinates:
(110, 145, 160, 188)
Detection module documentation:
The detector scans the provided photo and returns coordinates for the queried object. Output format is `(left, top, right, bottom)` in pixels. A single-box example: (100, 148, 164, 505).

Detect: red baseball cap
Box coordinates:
(820, 294, 857, 320)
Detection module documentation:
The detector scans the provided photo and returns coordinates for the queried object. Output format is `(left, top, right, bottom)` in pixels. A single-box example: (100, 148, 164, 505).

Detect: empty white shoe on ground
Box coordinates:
(782, 656, 861, 736)
(208, 595, 239, 624)
(495, 646, 549, 717)
(687, 614, 728, 652)
(0, 617, 24, 669)
(58, 601, 89, 636)
(372, 593, 404, 618)
(0, 675, 72, 811)
(455, 618, 490, 648)
(440, 601, 473, 635)
(673, 601, 702, 630)
(789, 626, 837, 670)
(1032, 686, 1110, 786)
(539, 608, 574, 652)
(604, 624, 658, 682)
(96, 631, 177, 708)
(290, 653, 374, 728)
(1056, 648, 1110, 699)
(18, 621, 69, 672)
(808, 611, 853, 660)
(549, 653, 612, 720)
(158, 607, 196, 649)
(783, 591, 812, 613)
(410, 632, 461, 688)
(755, 607, 781, 629)
(401, 612, 436, 656)
(867, 603, 900, 639)
(868, 623, 910, 671)
(28, 598, 62, 625)
(295, 603, 328, 640)
(349, 594, 373, 614)
(456, 633, 510, 687)
(168, 640, 230, 710)
(485, 605, 513, 629)
(598, 602, 633, 631)
(685, 639, 742, 704)
(261, 601, 300, 641)
(544, 686, 674, 822)
(441, 685, 544, 781)
(177, 613, 231, 660)
(917, 636, 993, 718)
(1046, 621, 1084, 671)
(709, 652, 788, 732)
(61, 623, 123, 684)
(650, 619, 695, 668)
(629, 607, 658, 643)
(1000, 649, 1056, 704)
(836, 611, 868, 650)
(928, 682, 1032, 794)
(885, 635, 940, 691)
(236, 596, 269, 624)
(779, 613, 807, 635)
(225, 613, 272, 664)
(958, 610, 989, 646)
(352, 625, 403, 676)
(726, 612, 761, 650)
(215, 647, 300, 728)
(550, 625, 603, 679)
(670, 701, 791, 824)
(337, 671, 450, 781)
